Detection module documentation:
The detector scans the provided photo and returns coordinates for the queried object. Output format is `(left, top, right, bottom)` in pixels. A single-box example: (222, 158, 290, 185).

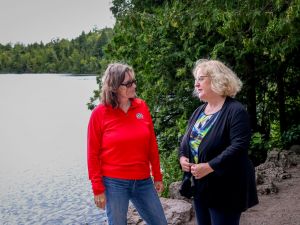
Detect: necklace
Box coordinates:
(205, 101, 225, 115)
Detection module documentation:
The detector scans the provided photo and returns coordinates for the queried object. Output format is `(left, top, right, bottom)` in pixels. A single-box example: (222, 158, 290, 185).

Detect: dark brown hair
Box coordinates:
(100, 63, 135, 108)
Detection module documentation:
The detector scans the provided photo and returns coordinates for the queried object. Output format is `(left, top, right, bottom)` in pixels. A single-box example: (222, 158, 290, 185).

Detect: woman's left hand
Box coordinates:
(191, 163, 214, 179)
(154, 181, 164, 194)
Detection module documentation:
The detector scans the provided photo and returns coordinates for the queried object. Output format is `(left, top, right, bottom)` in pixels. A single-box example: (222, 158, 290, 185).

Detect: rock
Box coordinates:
(289, 145, 300, 155)
(265, 148, 298, 169)
(161, 198, 193, 225)
(256, 182, 278, 195)
(169, 181, 193, 203)
(256, 162, 291, 183)
(278, 150, 298, 168)
(127, 197, 193, 225)
(254, 149, 299, 195)
(265, 149, 280, 165)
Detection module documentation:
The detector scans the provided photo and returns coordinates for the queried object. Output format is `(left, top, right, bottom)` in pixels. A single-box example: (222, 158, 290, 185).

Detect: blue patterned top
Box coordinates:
(189, 111, 220, 163)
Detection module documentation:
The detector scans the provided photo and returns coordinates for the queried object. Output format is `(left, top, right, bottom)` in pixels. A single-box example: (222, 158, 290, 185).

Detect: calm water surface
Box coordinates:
(0, 74, 107, 225)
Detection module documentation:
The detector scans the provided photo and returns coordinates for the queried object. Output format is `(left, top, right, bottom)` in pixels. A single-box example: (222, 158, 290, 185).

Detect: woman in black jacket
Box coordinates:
(179, 59, 258, 225)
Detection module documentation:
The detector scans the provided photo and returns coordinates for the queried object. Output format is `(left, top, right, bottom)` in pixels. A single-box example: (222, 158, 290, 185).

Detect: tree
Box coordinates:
(96, 0, 300, 162)
(0, 28, 113, 75)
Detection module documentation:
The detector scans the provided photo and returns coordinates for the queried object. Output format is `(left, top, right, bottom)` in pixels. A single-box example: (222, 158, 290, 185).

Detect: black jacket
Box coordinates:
(179, 97, 258, 211)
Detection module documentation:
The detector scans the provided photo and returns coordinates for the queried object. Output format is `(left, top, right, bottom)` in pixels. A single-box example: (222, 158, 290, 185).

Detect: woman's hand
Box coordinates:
(180, 156, 192, 172)
(191, 163, 214, 179)
(154, 181, 164, 194)
(94, 193, 106, 209)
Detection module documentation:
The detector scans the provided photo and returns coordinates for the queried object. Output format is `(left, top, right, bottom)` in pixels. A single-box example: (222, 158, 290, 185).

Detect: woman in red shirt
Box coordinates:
(87, 63, 167, 225)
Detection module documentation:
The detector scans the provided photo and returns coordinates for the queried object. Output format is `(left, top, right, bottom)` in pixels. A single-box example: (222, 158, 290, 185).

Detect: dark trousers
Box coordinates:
(193, 198, 241, 225)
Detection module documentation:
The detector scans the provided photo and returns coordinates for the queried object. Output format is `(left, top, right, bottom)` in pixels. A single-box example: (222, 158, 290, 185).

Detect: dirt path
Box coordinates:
(187, 164, 300, 225)
(240, 165, 300, 225)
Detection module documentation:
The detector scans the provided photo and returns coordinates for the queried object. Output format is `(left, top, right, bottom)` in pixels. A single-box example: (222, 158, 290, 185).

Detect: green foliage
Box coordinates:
(250, 123, 300, 166)
(86, 1, 300, 188)
(267, 122, 284, 149)
(282, 124, 300, 148)
(249, 132, 269, 166)
(0, 28, 113, 74)
(103, 0, 299, 154)
(3, 0, 300, 193)
(160, 150, 182, 197)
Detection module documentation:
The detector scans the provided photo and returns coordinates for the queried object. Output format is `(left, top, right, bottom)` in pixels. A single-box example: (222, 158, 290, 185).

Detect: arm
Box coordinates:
(208, 107, 251, 173)
(144, 102, 163, 182)
(87, 108, 105, 195)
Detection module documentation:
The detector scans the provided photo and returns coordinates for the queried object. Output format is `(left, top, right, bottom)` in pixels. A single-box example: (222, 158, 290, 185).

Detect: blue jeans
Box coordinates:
(103, 177, 167, 225)
(194, 198, 241, 225)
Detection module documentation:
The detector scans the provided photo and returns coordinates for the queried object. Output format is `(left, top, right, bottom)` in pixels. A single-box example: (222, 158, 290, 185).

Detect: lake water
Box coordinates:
(0, 74, 107, 225)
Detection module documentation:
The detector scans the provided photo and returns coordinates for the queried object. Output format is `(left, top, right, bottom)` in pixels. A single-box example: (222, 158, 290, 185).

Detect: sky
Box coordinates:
(0, 0, 115, 45)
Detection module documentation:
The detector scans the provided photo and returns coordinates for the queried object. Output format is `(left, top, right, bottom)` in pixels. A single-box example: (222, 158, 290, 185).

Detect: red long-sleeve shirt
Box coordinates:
(87, 98, 163, 195)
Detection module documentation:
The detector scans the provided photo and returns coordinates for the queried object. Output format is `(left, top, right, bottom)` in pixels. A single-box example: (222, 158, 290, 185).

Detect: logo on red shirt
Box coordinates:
(136, 113, 143, 119)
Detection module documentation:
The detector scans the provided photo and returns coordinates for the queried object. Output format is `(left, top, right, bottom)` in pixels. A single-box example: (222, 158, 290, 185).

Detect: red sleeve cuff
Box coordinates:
(92, 182, 105, 195)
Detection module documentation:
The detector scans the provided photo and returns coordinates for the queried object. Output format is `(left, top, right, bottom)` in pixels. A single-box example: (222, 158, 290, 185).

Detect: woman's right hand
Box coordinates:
(180, 156, 192, 172)
(94, 193, 106, 209)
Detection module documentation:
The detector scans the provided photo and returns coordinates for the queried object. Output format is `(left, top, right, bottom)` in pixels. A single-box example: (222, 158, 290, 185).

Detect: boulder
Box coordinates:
(127, 197, 193, 225)
(289, 145, 300, 155)
(168, 181, 193, 203)
(255, 149, 299, 195)
(265, 149, 298, 169)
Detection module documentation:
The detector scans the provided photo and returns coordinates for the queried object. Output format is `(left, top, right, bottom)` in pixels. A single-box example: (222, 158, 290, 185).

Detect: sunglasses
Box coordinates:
(120, 79, 136, 88)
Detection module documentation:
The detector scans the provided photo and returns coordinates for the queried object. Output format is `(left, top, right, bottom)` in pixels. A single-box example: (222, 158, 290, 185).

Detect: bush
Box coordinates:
(282, 124, 300, 149)
(160, 150, 182, 197)
(249, 132, 268, 166)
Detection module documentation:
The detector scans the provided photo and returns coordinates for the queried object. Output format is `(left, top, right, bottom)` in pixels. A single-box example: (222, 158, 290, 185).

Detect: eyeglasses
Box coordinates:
(195, 76, 208, 83)
(120, 79, 136, 88)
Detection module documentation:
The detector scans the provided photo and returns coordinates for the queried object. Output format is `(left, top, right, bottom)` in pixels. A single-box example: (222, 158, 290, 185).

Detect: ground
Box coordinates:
(240, 164, 300, 225)
(188, 164, 300, 225)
